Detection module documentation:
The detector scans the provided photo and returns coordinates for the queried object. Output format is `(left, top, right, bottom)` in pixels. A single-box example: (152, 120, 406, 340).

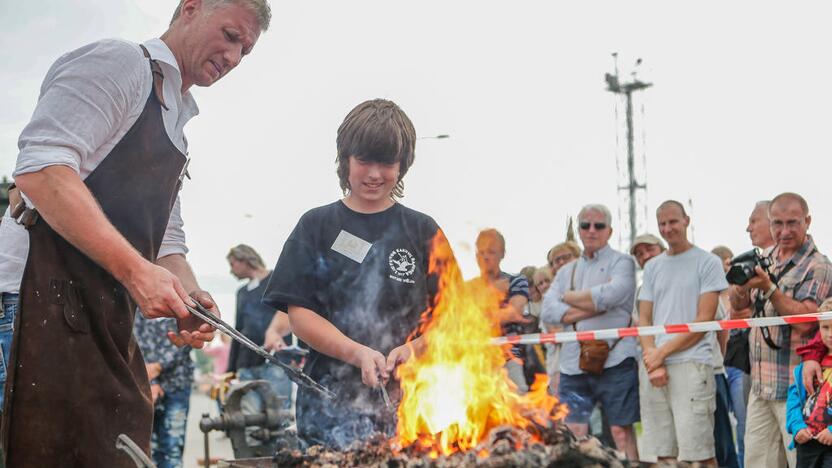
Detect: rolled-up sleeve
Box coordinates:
(589, 255, 636, 311)
(14, 40, 145, 180)
(541, 263, 572, 325)
(157, 194, 188, 258)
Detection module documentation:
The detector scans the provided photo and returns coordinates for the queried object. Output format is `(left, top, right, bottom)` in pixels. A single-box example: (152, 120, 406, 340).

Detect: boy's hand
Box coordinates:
(816, 428, 832, 445)
(803, 360, 823, 392)
(386, 344, 412, 377)
(354, 345, 388, 388)
(795, 428, 813, 444)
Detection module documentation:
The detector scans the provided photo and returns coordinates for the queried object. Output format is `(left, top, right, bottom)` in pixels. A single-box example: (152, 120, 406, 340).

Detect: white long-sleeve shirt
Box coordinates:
(0, 38, 198, 294)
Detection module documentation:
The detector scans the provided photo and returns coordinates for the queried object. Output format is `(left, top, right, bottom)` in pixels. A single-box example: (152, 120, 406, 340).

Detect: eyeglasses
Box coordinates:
(579, 222, 607, 231)
(550, 253, 574, 266)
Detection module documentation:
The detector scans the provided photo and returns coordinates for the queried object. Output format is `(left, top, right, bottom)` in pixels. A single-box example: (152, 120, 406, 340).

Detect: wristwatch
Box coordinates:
(762, 283, 778, 300)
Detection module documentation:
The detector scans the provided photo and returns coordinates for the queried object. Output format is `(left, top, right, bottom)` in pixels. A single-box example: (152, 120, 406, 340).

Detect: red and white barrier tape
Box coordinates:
(492, 311, 832, 346)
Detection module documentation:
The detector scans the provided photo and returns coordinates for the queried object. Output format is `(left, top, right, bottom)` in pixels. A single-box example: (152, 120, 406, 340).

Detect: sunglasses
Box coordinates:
(579, 222, 607, 231)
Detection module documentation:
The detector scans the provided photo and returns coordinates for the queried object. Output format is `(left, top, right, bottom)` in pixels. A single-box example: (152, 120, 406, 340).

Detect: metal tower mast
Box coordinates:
(605, 54, 652, 249)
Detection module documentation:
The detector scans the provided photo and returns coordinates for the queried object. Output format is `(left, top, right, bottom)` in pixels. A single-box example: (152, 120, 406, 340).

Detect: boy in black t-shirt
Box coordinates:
(263, 99, 443, 448)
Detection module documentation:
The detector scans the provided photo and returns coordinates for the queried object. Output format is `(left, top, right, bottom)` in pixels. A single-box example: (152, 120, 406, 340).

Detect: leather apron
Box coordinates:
(2, 46, 186, 467)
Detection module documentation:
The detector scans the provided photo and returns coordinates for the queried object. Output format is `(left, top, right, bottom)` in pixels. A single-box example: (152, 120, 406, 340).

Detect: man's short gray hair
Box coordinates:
(170, 0, 271, 32)
(578, 204, 612, 226)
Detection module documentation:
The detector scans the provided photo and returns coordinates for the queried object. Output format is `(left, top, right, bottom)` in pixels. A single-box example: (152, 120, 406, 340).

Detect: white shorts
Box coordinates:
(639, 361, 716, 462)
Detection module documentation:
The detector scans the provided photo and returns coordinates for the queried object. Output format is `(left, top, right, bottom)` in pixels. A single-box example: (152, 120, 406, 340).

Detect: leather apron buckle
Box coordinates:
(8, 184, 39, 228)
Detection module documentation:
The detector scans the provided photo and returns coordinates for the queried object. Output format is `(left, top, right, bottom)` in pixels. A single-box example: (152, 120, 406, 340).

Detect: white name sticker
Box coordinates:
(331, 230, 372, 264)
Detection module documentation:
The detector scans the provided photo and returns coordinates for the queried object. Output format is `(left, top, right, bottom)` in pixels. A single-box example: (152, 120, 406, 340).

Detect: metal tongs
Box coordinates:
(377, 370, 393, 411)
(184, 302, 336, 400)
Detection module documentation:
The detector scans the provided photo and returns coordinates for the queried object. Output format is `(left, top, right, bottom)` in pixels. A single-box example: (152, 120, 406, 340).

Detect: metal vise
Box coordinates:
(199, 380, 297, 460)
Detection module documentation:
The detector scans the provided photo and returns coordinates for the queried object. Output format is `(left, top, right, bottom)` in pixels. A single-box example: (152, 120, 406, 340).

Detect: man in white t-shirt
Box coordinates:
(638, 200, 728, 466)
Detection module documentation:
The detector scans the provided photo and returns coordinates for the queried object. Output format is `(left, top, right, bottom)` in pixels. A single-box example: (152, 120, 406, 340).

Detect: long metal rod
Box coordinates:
(185, 302, 336, 400)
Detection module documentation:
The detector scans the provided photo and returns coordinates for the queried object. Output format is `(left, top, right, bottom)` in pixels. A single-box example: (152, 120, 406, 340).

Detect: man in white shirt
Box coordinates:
(542, 204, 639, 460)
(638, 200, 728, 466)
(0, 1, 270, 465)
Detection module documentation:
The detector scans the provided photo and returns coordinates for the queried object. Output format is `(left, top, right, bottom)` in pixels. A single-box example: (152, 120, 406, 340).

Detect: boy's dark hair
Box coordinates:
(336, 99, 416, 199)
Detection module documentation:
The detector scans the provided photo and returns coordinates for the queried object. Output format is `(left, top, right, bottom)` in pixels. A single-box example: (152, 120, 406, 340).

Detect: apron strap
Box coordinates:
(139, 45, 169, 111)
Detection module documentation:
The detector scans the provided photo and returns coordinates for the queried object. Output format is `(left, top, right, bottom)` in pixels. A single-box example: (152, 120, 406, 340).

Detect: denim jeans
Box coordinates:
(0, 293, 19, 412)
(151, 387, 191, 468)
(715, 373, 740, 468)
(726, 366, 749, 468)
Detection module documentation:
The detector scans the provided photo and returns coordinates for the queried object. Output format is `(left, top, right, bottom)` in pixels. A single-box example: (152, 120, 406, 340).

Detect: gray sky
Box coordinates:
(3, 1, 831, 318)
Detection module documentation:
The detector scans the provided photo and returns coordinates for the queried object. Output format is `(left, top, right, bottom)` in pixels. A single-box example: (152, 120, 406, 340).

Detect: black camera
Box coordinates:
(726, 249, 773, 286)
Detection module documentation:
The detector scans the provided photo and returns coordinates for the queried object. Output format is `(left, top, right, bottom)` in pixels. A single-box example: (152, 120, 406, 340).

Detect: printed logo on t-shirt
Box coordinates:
(388, 248, 416, 284)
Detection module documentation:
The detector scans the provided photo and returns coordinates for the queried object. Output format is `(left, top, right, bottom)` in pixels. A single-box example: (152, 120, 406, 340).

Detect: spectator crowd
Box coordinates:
(490, 192, 830, 467)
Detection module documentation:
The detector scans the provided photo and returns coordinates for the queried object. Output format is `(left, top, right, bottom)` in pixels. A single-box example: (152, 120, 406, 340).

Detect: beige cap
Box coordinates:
(629, 233, 666, 255)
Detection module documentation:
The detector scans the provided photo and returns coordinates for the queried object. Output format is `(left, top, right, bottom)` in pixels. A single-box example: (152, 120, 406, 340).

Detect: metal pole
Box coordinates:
(625, 90, 637, 247)
(202, 413, 211, 467)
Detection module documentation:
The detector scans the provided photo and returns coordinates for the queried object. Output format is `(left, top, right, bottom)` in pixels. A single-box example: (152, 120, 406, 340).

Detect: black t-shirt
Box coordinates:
(228, 272, 294, 372)
(263, 200, 440, 446)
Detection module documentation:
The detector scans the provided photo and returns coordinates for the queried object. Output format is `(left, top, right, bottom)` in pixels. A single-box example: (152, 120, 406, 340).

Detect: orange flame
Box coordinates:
(395, 232, 566, 456)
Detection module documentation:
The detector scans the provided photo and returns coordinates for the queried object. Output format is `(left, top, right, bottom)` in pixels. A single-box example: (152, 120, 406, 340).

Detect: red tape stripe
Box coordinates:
(664, 324, 691, 334)
(785, 315, 821, 324)
(576, 331, 597, 341)
(720, 319, 752, 330)
(618, 327, 640, 337)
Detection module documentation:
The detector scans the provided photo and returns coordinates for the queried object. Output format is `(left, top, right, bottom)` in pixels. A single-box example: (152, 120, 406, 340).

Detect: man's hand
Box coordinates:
(354, 345, 388, 388)
(648, 366, 668, 388)
(817, 428, 832, 445)
(795, 428, 813, 444)
(264, 311, 291, 351)
(127, 260, 193, 320)
(743, 266, 773, 292)
(264, 330, 288, 352)
(150, 383, 164, 404)
(167, 290, 217, 349)
(643, 347, 666, 373)
(803, 360, 823, 392)
(145, 362, 162, 380)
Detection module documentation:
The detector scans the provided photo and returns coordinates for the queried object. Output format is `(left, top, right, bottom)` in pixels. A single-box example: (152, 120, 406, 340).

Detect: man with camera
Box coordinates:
(542, 204, 639, 461)
(729, 192, 832, 468)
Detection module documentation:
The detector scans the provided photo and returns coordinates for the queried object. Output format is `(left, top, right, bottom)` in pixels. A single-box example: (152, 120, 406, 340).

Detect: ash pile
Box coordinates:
(225, 423, 644, 468)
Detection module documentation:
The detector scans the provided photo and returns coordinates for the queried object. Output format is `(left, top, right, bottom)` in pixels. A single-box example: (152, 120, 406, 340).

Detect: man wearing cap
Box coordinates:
(542, 203, 639, 460)
(630, 233, 666, 326)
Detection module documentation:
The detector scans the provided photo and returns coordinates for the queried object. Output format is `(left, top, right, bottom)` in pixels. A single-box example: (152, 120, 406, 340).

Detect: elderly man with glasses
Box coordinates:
(542, 203, 639, 460)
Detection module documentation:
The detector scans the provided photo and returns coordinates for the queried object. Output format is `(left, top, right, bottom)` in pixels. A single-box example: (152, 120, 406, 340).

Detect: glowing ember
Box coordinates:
(395, 232, 567, 456)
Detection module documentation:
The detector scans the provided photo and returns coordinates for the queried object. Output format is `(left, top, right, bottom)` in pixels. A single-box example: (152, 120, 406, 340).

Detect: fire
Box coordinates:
(395, 232, 566, 456)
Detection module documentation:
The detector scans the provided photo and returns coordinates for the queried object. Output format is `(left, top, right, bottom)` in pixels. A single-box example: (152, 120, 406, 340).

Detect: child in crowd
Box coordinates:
(787, 301, 832, 468)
